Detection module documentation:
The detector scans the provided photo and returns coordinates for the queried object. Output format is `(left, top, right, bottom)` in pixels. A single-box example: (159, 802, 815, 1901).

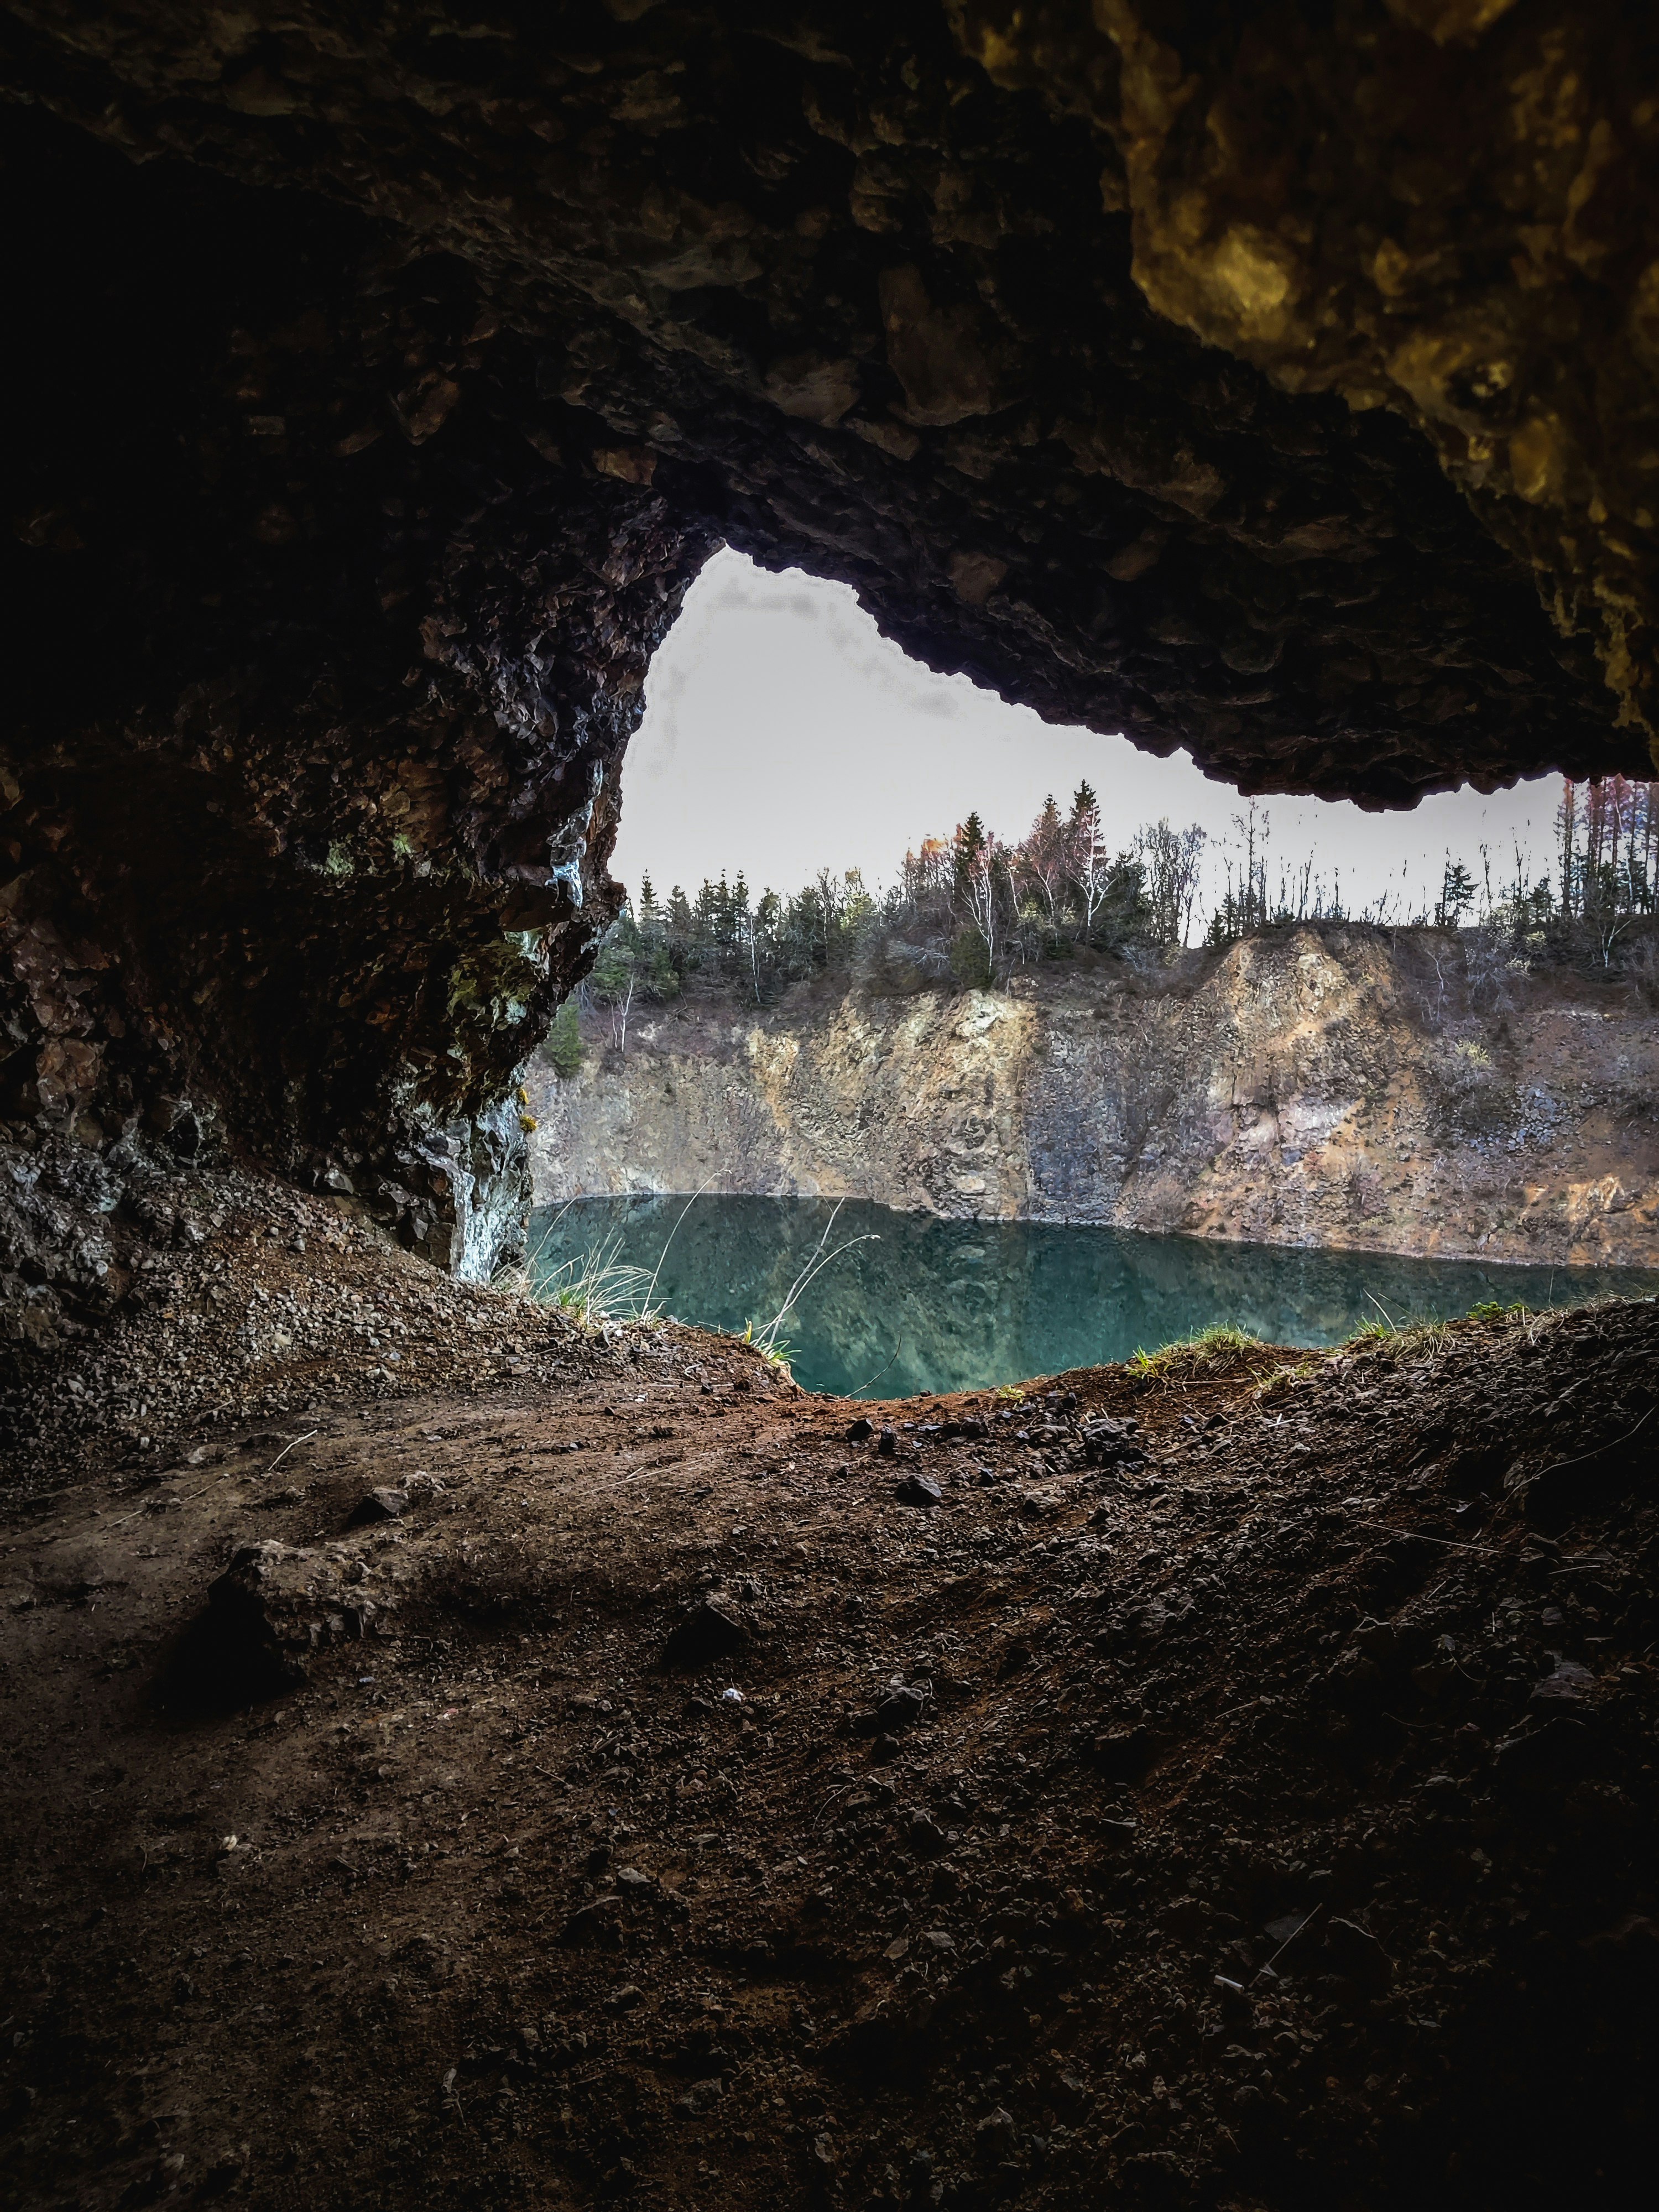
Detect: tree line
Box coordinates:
(558, 775, 1659, 1039)
(582, 784, 1211, 1019)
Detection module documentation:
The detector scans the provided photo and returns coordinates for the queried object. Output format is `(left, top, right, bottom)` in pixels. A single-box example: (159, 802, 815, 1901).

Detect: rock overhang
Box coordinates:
(6, 0, 1652, 797)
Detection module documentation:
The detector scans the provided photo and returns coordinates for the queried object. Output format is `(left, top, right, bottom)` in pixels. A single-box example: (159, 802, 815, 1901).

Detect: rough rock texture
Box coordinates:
(3, 21, 1657, 2203)
(957, 0, 1659, 746)
(530, 930, 1659, 1267)
(4, 1, 1642, 795)
(4, 1299, 1659, 2210)
(3, 4, 1656, 1349)
(0, 1163, 599, 1488)
(1, 103, 711, 1343)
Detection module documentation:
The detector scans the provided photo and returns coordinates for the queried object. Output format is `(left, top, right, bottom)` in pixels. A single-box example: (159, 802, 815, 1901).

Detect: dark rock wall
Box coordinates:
(2, 107, 712, 1343)
(4, 1, 1640, 797)
(2, 3, 1655, 1349)
(954, 0, 1659, 749)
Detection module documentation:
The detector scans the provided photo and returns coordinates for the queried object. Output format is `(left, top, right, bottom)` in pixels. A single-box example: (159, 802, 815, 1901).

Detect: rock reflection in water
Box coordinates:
(525, 1196, 1659, 1400)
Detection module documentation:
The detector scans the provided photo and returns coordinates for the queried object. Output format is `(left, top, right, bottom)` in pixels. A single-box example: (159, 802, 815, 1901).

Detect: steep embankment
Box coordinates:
(529, 928, 1659, 1269)
(6, 1277, 1659, 2212)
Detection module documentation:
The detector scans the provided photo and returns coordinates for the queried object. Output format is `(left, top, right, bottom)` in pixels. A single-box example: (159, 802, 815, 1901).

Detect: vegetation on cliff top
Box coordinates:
(561, 774, 1659, 1029)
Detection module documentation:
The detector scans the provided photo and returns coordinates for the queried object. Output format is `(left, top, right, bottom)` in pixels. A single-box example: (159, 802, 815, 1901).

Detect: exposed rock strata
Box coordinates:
(530, 929, 1659, 1268)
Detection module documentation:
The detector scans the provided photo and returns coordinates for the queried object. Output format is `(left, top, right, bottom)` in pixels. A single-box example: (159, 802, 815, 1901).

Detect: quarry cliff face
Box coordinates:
(529, 929, 1659, 1269)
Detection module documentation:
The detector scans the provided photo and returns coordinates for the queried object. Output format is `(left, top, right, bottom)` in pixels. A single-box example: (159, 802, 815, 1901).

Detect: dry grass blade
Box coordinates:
(540, 1233, 658, 1329)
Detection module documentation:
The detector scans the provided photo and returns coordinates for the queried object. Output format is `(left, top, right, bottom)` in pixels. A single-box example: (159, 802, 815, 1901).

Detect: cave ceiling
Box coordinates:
(7, 0, 1655, 800)
(1, 0, 1657, 1327)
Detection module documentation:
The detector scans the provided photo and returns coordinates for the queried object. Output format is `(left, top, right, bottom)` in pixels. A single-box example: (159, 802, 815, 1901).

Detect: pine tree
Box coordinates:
(1437, 857, 1477, 928)
(953, 811, 988, 893)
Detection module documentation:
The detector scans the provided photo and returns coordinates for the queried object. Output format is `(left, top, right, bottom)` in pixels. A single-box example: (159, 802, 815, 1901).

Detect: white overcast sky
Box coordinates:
(612, 547, 1564, 932)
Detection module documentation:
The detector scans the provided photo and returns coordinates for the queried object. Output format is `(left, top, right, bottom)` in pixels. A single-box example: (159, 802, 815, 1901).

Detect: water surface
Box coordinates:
(526, 1194, 1659, 1399)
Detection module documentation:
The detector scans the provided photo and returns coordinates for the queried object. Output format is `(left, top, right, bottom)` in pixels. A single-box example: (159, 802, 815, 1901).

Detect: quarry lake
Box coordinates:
(526, 1194, 1659, 1399)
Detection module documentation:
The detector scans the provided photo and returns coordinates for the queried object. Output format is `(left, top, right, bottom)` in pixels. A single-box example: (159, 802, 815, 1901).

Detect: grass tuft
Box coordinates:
(1130, 1322, 1275, 1382)
(539, 1232, 658, 1331)
(739, 1323, 797, 1377)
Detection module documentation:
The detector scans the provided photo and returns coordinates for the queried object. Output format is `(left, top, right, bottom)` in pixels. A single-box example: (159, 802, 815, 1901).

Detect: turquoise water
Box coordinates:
(525, 1194, 1659, 1400)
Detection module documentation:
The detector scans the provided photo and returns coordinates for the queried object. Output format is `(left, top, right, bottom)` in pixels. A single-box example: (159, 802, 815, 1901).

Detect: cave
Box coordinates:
(3, 7, 1658, 2210)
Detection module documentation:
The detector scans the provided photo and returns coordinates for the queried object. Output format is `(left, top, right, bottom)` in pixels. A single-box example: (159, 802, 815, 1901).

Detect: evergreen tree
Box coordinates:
(1437, 858, 1478, 928)
(953, 811, 988, 894)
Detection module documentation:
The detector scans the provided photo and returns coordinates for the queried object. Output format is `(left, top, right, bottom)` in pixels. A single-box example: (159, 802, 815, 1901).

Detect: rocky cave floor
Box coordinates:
(3, 1182, 1658, 2212)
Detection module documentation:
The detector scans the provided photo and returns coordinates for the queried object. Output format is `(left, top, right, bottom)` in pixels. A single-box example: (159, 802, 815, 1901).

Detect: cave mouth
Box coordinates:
(2, 1, 1651, 1374)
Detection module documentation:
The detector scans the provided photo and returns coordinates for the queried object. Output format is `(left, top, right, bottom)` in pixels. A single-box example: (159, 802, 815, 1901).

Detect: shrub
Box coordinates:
(949, 928, 993, 990)
(541, 1001, 583, 1078)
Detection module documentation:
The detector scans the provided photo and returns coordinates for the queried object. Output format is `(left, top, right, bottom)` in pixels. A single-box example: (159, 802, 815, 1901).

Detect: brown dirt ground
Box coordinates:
(3, 1204, 1658, 2212)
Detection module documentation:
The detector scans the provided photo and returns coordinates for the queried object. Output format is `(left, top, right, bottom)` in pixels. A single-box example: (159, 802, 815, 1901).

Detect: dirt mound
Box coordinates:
(3, 1300, 1657, 2210)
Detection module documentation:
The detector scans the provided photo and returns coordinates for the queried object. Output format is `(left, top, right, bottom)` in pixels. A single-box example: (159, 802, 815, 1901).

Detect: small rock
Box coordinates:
(1322, 1916, 1393, 1992)
(907, 1815, 947, 1858)
(1079, 1725, 1155, 1782)
(976, 2109, 1016, 2158)
(560, 1899, 624, 1949)
(856, 1682, 929, 1736)
(1164, 1896, 1214, 1942)
(660, 1599, 750, 1669)
(1494, 1714, 1593, 1790)
(1531, 1658, 1597, 1705)
(347, 1486, 408, 1526)
(1264, 1909, 1311, 1947)
(847, 1417, 875, 1443)
(877, 1427, 898, 1457)
(895, 1473, 942, 1506)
